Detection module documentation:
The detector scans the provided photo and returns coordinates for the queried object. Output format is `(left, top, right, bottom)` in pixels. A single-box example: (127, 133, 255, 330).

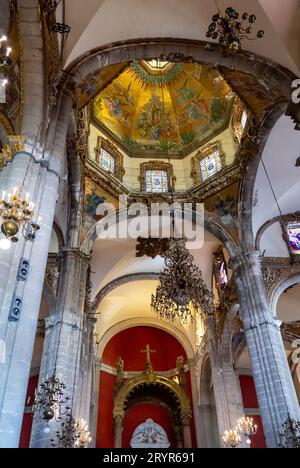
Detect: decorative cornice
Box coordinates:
(85, 159, 129, 200)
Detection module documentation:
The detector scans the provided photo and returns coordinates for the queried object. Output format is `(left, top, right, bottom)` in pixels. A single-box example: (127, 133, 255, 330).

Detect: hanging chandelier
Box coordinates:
(151, 238, 213, 324)
(206, 5, 265, 54)
(0, 35, 12, 67)
(0, 193, 40, 243)
(32, 374, 71, 432)
(51, 413, 92, 449)
(237, 416, 258, 445)
(222, 429, 242, 448)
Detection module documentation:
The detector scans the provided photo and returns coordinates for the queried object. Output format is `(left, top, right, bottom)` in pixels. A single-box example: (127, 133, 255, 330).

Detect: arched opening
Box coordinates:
(96, 326, 196, 448)
(199, 355, 220, 448)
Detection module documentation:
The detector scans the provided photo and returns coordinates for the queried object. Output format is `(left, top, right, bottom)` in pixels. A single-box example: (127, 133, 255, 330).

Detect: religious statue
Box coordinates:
(115, 357, 124, 395)
(176, 356, 186, 387)
(130, 419, 170, 448)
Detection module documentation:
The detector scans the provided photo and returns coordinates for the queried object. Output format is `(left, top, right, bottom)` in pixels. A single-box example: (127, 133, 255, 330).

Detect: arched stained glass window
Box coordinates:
(191, 141, 224, 185)
(145, 170, 169, 193)
(94, 137, 125, 181)
(99, 148, 115, 173)
(200, 149, 223, 181)
(139, 161, 175, 193)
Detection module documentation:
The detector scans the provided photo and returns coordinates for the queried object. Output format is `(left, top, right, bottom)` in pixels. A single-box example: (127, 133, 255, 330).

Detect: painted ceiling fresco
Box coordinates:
(93, 61, 236, 158)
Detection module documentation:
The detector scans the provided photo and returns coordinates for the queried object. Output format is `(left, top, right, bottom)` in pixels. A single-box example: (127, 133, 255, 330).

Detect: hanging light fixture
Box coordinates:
(74, 419, 92, 448)
(206, 4, 265, 54)
(50, 413, 92, 449)
(0, 35, 12, 67)
(237, 416, 258, 445)
(0, 192, 40, 243)
(31, 373, 71, 432)
(151, 238, 213, 324)
(222, 429, 242, 448)
(151, 61, 213, 325)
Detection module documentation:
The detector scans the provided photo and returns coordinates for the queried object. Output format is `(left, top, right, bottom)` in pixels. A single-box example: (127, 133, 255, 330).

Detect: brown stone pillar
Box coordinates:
(182, 415, 192, 448)
(114, 415, 123, 449)
(174, 426, 184, 448)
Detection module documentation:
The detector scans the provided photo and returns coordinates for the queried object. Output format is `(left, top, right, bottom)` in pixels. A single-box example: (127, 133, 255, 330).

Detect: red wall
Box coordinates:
(102, 326, 187, 371)
(123, 404, 175, 448)
(97, 326, 196, 448)
(239, 375, 266, 449)
(19, 375, 39, 448)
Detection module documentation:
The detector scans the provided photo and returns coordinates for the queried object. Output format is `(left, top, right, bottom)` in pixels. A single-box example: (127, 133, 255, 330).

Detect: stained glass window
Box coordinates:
(286, 223, 300, 256)
(200, 150, 222, 181)
(241, 110, 248, 131)
(218, 262, 228, 289)
(145, 170, 169, 193)
(99, 148, 115, 174)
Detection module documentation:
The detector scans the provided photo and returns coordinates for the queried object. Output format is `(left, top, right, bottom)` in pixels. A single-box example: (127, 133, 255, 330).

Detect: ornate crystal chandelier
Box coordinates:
(222, 429, 242, 448)
(32, 374, 71, 432)
(206, 4, 265, 54)
(51, 413, 92, 449)
(74, 419, 92, 448)
(237, 416, 258, 445)
(0, 193, 40, 243)
(151, 238, 213, 324)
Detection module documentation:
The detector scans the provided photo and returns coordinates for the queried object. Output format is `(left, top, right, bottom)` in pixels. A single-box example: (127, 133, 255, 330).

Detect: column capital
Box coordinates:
(181, 410, 192, 426)
(60, 247, 91, 265)
(229, 250, 262, 274)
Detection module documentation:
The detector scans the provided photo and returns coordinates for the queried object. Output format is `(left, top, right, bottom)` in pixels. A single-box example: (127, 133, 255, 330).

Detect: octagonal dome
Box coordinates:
(93, 61, 236, 159)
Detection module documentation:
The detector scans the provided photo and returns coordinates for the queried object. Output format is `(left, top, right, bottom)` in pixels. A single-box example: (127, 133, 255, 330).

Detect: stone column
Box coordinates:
(198, 404, 220, 448)
(182, 418, 192, 448)
(30, 248, 90, 448)
(114, 415, 123, 449)
(205, 316, 231, 440)
(77, 315, 96, 427)
(0, 87, 73, 447)
(232, 251, 300, 448)
(174, 426, 183, 448)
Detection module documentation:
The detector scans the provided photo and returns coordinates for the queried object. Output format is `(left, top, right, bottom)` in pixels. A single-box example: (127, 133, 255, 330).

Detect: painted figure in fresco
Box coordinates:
(214, 195, 236, 227)
(137, 94, 176, 142)
(102, 82, 134, 127)
(85, 190, 106, 219)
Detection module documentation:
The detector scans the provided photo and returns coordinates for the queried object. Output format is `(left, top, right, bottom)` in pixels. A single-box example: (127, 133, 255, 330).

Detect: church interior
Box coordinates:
(0, 0, 300, 449)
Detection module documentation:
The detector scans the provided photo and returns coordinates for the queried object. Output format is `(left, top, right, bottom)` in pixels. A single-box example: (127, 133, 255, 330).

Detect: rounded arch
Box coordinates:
(113, 374, 192, 423)
(66, 38, 295, 92)
(98, 318, 195, 360)
(81, 208, 238, 257)
(270, 273, 300, 316)
(66, 38, 295, 253)
(199, 353, 220, 448)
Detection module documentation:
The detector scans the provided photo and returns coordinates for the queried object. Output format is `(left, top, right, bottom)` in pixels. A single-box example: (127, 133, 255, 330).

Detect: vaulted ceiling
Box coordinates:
(62, 0, 300, 74)
(92, 61, 235, 158)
